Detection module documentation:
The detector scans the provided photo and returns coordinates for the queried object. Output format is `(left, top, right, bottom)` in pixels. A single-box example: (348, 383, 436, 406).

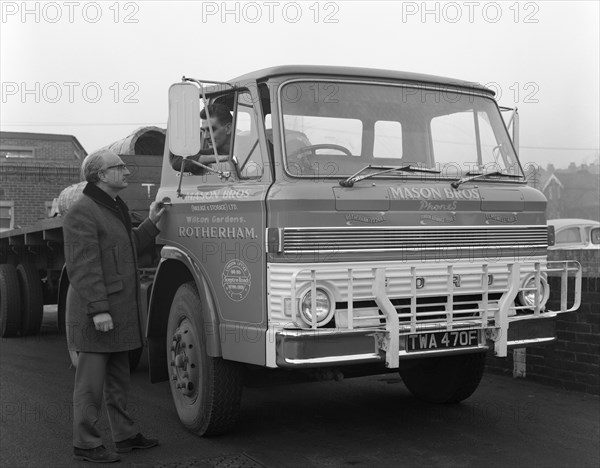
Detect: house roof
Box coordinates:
(543, 169, 600, 217)
(552, 170, 599, 189)
(0, 131, 87, 155)
(542, 173, 564, 191)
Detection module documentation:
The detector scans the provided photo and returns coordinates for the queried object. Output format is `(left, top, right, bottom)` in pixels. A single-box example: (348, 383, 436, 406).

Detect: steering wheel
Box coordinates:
(289, 144, 353, 158)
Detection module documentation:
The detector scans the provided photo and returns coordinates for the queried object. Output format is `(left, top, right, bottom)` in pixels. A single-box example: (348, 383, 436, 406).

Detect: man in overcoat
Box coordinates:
(64, 149, 166, 463)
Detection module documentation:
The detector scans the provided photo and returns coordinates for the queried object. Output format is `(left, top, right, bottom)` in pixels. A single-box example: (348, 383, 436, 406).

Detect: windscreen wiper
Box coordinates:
(451, 171, 523, 189)
(339, 165, 441, 187)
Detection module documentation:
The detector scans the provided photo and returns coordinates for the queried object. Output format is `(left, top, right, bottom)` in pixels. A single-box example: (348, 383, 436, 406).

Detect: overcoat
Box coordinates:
(63, 183, 159, 353)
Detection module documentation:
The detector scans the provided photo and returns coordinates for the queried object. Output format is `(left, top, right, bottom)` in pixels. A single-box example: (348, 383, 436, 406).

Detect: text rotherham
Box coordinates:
(179, 226, 257, 239)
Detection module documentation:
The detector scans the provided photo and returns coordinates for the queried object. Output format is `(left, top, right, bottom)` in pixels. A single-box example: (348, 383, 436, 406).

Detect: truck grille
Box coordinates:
(335, 293, 503, 329)
(282, 226, 548, 252)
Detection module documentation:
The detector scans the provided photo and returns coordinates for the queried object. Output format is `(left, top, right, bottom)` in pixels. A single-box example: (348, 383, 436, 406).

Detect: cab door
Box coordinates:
(213, 90, 272, 365)
(160, 89, 272, 365)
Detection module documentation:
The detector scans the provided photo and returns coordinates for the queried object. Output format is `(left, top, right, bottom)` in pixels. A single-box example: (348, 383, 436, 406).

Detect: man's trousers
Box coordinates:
(73, 351, 137, 449)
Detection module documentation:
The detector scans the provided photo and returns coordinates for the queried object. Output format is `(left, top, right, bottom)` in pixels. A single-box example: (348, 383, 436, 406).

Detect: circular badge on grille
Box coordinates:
(222, 259, 251, 301)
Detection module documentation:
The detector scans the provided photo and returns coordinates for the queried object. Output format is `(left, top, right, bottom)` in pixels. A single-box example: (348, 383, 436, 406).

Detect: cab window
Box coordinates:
(232, 91, 265, 179)
(374, 120, 402, 159)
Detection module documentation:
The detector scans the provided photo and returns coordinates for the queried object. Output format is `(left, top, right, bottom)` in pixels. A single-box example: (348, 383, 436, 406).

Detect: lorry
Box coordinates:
(0, 66, 582, 436)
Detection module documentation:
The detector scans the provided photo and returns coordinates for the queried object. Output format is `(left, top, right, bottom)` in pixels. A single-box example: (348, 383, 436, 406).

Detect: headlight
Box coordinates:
(300, 287, 333, 327)
(517, 274, 549, 310)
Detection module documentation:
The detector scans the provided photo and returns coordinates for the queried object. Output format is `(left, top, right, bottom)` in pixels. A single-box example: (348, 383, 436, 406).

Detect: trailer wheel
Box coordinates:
(16, 263, 44, 335)
(167, 282, 243, 436)
(399, 352, 486, 404)
(0, 264, 21, 337)
(57, 267, 69, 334)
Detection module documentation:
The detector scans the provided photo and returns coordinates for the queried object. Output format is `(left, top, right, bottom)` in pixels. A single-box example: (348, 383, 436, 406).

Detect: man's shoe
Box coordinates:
(115, 433, 158, 453)
(73, 445, 120, 463)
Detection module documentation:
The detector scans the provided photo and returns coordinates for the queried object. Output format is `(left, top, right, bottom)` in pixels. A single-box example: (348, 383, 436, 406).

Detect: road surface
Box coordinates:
(1, 309, 598, 467)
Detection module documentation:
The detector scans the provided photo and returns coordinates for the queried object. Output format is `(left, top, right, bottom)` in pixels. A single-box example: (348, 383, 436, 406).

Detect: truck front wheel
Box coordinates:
(167, 282, 243, 436)
(399, 352, 486, 404)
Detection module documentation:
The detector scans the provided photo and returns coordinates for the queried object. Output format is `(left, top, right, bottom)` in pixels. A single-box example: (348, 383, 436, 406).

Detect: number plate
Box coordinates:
(406, 330, 480, 352)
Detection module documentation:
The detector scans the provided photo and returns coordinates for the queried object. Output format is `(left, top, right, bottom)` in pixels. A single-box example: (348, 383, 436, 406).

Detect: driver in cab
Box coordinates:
(169, 103, 232, 175)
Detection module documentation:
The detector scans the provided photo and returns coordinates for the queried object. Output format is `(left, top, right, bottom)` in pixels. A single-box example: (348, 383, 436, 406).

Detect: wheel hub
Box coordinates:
(169, 319, 199, 397)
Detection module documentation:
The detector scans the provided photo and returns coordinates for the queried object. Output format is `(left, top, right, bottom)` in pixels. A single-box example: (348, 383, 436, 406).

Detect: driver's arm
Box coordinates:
(169, 151, 228, 174)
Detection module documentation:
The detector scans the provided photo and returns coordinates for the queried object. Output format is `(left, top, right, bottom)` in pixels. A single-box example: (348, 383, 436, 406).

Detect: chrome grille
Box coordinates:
(282, 226, 548, 252)
(335, 293, 503, 330)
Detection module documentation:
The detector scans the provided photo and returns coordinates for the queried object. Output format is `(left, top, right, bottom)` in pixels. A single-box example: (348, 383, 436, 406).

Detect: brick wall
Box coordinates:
(548, 249, 599, 278)
(1, 134, 84, 228)
(0, 162, 82, 227)
(0, 135, 85, 161)
(487, 250, 600, 395)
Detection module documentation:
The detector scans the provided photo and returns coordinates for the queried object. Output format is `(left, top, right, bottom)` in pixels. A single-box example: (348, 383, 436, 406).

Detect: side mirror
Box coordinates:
(168, 83, 200, 156)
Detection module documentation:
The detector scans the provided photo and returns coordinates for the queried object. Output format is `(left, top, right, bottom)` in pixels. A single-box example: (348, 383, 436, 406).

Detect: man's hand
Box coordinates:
(149, 199, 169, 225)
(93, 312, 114, 332)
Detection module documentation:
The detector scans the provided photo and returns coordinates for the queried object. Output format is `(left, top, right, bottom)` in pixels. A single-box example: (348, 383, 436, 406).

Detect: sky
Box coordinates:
(1, 0, 599, 170)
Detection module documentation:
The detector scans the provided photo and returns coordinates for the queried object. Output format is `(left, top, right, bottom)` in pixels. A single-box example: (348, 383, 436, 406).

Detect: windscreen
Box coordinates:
(279, 81, 522, 179)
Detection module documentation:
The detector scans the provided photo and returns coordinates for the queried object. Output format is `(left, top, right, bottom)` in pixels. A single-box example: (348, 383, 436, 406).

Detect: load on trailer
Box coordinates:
(0, 66, 581, 436)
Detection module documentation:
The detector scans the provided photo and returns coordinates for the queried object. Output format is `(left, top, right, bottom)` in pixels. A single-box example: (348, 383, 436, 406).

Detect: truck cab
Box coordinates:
(145, 66, 580, 435)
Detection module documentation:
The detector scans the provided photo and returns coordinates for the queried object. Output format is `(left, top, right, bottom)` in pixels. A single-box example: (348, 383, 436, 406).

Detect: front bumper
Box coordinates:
(270, 260, 580, 369)
(275, 316, 557, 368)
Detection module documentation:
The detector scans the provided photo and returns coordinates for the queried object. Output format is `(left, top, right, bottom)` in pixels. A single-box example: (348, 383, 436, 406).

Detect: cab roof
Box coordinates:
(228, 65, 494, 96)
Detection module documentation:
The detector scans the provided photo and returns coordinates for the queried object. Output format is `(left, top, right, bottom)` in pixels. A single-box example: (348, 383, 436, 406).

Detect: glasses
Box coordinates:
(103, 163, 127, 171)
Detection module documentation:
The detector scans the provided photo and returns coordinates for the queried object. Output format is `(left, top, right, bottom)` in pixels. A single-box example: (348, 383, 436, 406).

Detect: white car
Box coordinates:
(548, 218, 600, 250)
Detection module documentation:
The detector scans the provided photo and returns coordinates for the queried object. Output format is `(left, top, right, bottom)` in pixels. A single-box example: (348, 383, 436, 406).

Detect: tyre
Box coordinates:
(399, 352, 486, 404)
(167, 282, 243, 436)
(57, 267, 69, 335)
(0, 264, 21, 337)
(16, 263, 44, 335)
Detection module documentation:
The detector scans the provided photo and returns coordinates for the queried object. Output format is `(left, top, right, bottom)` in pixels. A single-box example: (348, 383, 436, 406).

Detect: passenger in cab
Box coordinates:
(169, 103, 232, 174)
